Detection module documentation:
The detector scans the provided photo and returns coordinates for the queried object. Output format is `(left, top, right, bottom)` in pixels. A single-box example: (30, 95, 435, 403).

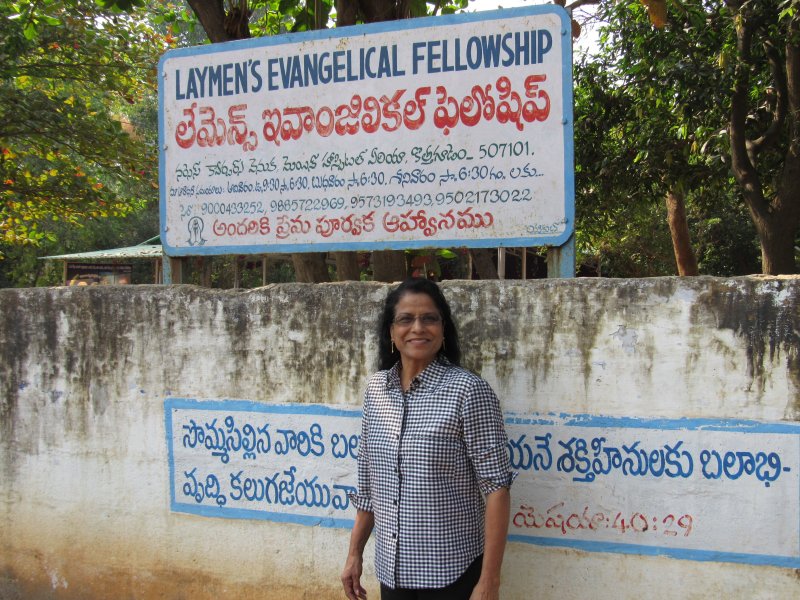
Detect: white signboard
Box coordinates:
(166, 398, 361, 526)
(157, 6, 574, 256)
(505, 414, 800, 566)
(165, 399, 800, 568)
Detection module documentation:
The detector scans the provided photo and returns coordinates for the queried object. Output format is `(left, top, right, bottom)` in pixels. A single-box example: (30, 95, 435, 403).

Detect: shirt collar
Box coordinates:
(386, 356, 451, 391)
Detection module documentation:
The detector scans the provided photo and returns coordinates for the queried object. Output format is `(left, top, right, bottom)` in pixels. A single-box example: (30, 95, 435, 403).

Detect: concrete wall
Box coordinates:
(1, 277, 798, 600)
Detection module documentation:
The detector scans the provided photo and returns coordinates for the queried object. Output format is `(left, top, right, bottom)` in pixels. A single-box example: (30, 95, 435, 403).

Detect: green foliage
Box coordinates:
(148, 1, 202, 43)
(690, 199, 761, 276)
(0, 0, 163, 256)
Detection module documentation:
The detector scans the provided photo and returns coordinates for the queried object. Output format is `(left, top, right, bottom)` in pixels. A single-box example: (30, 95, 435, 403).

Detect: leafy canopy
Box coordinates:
(573, 0, 763, 275)
(0, 0, 164, 252)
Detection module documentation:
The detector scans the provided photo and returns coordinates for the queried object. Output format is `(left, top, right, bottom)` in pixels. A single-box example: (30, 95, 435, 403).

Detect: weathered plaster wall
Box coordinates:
(1, 277, 798, 599)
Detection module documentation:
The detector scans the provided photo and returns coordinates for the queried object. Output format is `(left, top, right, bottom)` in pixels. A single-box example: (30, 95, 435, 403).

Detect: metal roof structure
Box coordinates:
(40, 236, 162, 262)
(39, 237, 164, 284)
(41, 244, 163, 261)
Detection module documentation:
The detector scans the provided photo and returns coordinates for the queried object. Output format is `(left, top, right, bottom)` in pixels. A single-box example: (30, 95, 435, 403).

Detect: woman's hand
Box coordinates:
(470, 487, 510, 600)
(470, 578, 501, 600)
(342, 510, 374, 600)
(341, 554, 367, 600)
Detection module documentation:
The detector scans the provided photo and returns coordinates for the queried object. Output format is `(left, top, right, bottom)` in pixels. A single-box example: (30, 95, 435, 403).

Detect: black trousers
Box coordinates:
(380, 555, 483, 600)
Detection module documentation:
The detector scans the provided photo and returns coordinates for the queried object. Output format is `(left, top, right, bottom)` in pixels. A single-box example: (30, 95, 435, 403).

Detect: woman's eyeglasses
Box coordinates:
(392, 314, 442, 327)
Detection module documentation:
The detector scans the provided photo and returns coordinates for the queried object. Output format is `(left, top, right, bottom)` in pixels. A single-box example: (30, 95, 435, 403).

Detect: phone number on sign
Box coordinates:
(349, 189, 532, 209)
(263, 189, 533, 213)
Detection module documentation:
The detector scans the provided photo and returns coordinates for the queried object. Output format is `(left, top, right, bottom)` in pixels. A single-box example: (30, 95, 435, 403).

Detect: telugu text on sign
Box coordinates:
(165, 399, 800, 568)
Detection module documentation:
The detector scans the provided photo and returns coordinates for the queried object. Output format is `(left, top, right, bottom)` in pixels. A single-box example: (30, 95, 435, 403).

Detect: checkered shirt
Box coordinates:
(351, 357, 516, 589)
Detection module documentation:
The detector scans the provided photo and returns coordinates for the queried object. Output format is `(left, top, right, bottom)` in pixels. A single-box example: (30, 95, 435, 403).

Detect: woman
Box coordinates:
(342, 279, 515, 600)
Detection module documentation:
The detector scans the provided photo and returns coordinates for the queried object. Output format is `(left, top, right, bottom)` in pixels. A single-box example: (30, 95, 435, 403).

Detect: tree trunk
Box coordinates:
(372, 250, 407, 282)
(368, 250, 405, 281)
(750, 203, 799, 275)
(200, 256, 213, 287)
(665, 190, 698, 276)
(335, 0, 358, 26)
(727, 4, 799, 274)
(292, 253, 330, 283)
(470, 248, 498, 279)
(337, 0, 397, 26)
(333, 251, 361, 280)
(233, 255, 241, 289)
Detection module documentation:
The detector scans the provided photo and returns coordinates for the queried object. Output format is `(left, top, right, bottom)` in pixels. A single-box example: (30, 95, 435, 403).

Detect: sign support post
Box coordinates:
(162, 254, 184, 284)
(547, 234, 575, 278)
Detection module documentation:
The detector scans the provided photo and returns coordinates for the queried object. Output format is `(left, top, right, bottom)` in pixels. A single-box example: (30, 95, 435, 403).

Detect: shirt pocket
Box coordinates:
(404, 430, 466, 481)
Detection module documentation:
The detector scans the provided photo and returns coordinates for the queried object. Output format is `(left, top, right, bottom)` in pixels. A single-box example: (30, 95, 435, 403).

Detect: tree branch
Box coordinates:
(566, 0, 600, 11)
(728, 3, 767, 217)
(778, 12, 800, 217)
(785, 14, 800, 145)
(223, 0, 251, 40)
(747, 40, 787, 158)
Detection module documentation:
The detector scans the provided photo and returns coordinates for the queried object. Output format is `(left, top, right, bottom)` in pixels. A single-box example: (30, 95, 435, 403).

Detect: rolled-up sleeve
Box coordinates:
(462, 378, 517, 495)
(349, 390, 374, 512)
